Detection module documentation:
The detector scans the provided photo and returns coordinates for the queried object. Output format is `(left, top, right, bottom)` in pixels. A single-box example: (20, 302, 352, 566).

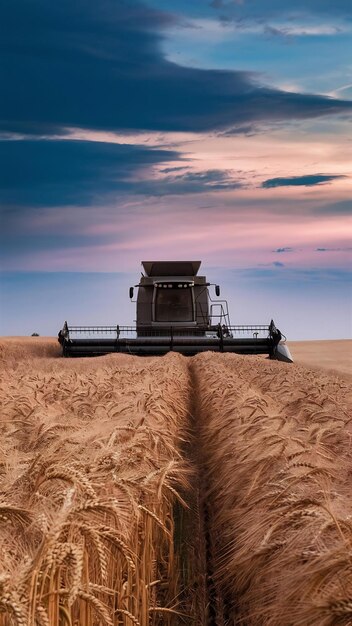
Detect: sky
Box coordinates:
(0, 0, 351, 340)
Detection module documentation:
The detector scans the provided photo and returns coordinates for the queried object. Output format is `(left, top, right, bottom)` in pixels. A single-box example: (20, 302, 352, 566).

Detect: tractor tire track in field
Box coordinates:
(187, 360, 222, 626)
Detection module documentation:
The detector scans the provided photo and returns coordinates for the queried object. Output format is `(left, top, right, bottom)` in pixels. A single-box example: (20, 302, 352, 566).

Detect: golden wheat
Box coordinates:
(1, 338, 351, 625)
(0, 344, 192, 626)
(193, 352, 352, 625)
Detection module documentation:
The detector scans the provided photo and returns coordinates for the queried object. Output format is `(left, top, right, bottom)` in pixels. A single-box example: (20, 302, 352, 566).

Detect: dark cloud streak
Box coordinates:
(314, 200, 352, 215)
(1, 0, 351, 136)
(0, 140, 243, 212)
(262, 174, 346, 188)
(0, 139, 181, 208)
(316, 247, 352, 252)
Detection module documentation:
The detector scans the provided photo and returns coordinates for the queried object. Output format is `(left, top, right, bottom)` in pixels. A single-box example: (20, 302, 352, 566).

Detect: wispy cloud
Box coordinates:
(262, 174, 347, 188)
(263, 24, 343, 38)
(182, 17, 346, 39)
(209, 0, 352, 19)
(315, 200, 352, 215)
(316, 247, 352, 252)
(150, 169, 244, 194)
(258, 261, 285, 267)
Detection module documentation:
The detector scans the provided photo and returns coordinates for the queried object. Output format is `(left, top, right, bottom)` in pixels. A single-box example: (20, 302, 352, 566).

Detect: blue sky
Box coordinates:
(1, 268, 350, 340)
(0, 0, 351, 339)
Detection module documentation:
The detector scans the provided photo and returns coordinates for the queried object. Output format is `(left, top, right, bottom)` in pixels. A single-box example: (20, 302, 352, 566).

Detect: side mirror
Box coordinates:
(215, 285, 220, 297)
(129, 287, 134, 299)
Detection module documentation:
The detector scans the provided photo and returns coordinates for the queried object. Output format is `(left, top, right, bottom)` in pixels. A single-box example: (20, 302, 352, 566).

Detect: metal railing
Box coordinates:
(63, 323, 271, 340)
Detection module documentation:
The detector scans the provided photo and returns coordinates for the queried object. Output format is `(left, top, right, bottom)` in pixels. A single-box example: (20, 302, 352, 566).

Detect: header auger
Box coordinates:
(58, 260, 293, 362)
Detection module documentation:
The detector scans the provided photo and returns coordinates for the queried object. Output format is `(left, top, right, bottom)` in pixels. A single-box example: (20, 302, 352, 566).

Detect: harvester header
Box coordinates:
(58, 260, 293, 361)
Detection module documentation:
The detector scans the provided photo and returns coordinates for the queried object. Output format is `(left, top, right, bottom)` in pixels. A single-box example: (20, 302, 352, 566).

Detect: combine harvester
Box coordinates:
(58, 261, 293, 362)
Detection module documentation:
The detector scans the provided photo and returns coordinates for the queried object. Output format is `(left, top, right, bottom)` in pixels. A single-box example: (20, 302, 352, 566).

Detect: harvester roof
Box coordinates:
(141, 261, 201, 277)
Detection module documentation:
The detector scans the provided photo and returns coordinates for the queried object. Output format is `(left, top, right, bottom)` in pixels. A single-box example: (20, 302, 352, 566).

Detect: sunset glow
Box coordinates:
(1, 0, 351, 338)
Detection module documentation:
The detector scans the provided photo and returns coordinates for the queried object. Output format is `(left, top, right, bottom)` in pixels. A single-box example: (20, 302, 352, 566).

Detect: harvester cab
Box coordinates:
(58, 260, 293, 362)
(132, 261, 226, 335)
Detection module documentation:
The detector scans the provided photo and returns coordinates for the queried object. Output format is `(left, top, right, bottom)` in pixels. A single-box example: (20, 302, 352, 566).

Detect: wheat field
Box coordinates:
(0, 338, 351, 625)
(194, 352, 352, 625)
(0, 343, 195, 625)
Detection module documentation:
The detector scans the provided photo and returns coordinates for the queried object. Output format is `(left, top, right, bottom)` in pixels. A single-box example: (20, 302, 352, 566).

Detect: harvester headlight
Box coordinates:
(178, 284, 182, 288)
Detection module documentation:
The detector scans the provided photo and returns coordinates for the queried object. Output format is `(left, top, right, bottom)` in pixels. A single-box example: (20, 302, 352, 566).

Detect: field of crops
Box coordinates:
(0, 339, 351, 625)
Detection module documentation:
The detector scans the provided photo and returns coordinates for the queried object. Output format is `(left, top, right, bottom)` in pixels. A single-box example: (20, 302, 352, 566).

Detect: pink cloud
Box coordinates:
(5, 197, 351, 273)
